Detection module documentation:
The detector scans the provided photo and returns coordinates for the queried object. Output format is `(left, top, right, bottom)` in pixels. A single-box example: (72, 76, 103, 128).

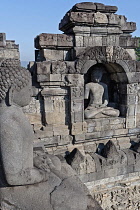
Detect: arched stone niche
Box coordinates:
(75, 46, 139, 129)
(84, 63, 128, 117)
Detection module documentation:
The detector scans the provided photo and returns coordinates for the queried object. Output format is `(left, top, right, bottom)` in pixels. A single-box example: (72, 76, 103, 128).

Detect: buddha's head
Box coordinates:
(91, 65, 105, 83)
(0, 59, 33, 107)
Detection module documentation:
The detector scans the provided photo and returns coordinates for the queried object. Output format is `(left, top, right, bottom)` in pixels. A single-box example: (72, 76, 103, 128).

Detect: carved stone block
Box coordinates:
(126, 116, 136, 128)
(57, 34, 74, 48)
(0, 33, 6, 47)
(95, 3, 105, 12)
(102, 35, 119, 46)
(108, 14, 120, 25)
(71, 111, 84, 123)
(84, 36, 102, 47)
(105, 5, 118, 13)
(75, 36, 84, 47)
(39, 49, 64, 61)
(121, 22, 136, 33)
(63, 74, 84, 87)
(72, 2, 96, 12)
(70, 12, 94, 24)
(35, 33, 57, 49)
(72, 122, 85, 135)
(52, 61, 67, 74)
(94, 12, 108, 24)
(53, 125, 69, 135)
(58, 135, 73, 145)
(74, 134, 85, 142)
(37, 74, 50, 82)
(36, 61, 51, 74)
(71, 87, 84, 99)
(104, 168, 118, 178)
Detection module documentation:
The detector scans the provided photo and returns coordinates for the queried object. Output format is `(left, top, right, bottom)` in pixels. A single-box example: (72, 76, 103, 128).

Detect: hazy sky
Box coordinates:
(0, 0, 140, 62)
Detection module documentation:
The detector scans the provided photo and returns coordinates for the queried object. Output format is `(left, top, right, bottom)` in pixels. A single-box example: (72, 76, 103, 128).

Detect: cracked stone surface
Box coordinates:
(0, 161, 102, 210)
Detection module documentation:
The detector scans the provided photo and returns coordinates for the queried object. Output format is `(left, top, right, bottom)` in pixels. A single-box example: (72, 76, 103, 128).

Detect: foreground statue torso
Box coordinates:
(0, 63, 51, 185)
(84, 67, 120, 119)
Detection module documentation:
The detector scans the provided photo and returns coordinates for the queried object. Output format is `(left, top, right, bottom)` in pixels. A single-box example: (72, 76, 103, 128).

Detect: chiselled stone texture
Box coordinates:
(86, 172, 140, 210)
(0, 33, 20, 60)
(65, 140, 140, 183)
(35, 33, 74, 49)
(0, 57, 102, 209)
(0, 33, 6, 47)
(59, 3, 136, 39)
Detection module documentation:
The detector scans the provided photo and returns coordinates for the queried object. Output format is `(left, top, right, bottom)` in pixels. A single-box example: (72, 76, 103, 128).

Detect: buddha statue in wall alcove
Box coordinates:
(84, 64, 120, 119)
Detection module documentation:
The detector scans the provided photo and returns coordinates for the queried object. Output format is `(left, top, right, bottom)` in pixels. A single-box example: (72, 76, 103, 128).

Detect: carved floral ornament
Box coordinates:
(76, 46, 132, 74)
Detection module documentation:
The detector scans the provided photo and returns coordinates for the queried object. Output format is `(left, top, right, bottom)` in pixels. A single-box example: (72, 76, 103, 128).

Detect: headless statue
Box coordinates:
(84, 66, 120, 119)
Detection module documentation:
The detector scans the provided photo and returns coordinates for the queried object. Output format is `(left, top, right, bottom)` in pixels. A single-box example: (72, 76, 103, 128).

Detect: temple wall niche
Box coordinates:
(24, 2, 140, 195)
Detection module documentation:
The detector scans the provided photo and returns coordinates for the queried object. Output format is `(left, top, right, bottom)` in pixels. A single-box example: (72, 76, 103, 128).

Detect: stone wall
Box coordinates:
(25, 2, 140, 157)
(24, 3, 140, 207)
(0, 33, 19, 61)
(86, 172, 140, 209)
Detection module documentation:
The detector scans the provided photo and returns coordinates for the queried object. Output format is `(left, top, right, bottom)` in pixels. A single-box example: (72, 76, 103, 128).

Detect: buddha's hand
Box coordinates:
(33, 152, 51, 172)
(99, 104, 106, 108)
(100, 100, 108, 107)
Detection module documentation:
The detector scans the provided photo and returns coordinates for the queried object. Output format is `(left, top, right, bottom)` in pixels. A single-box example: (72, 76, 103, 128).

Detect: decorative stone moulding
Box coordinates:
(59, 3, 136, 35)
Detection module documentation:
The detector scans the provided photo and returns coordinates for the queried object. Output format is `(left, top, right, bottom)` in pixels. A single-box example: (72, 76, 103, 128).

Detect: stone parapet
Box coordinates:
(59, 3, 136, 36)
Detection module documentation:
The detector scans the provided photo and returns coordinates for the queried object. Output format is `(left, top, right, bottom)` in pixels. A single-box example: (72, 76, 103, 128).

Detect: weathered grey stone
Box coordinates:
(105, 5, 118, 13)
(94, 12, 108, 24)
(120, 36, 139, 48)
(75, 134, 86, 142)
(39, 49, 65, 61)
(58, 135, 73, 145)
(72, 122, 85, 135)
(70, 12, 94, 24)
(0, 33, 6, 47)
(57, 34, 74, 48)
(0, 58, 102, 209)
(104, 168, 118, 178)
(67, 26, 91, 35)
(126, 49, 137, 60)
(37, 74, 50, 82)
(101, 140, 119, 159)
(94, 3, 105, 12)
(35, 33, 74, 49)
(108, 14, 120, 26)
(84, 36, 103, 47)
(121, 22, 136, 33)
(52, 61, 67, 74)
(36, 61, 51, 74)
(102, 35, 119, 46)
(0, 48, 19, 60)
(75, 35, 84, 47)
(72, 2, 96, 12)
(35, 33, 57, 49)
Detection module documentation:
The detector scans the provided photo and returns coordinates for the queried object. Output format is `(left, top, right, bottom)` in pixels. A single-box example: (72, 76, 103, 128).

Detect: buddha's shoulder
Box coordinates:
(0, 106, 23, 125)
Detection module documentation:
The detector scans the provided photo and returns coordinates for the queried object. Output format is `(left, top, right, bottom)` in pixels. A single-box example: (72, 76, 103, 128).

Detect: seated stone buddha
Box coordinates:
(0, 59, 102, 210)
(84, 65, 120, 119)
(0, 59, 50, 185)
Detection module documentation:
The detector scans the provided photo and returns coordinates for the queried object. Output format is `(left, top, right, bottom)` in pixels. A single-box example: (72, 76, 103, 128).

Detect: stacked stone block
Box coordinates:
(0, 33, 20, 61)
